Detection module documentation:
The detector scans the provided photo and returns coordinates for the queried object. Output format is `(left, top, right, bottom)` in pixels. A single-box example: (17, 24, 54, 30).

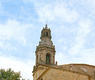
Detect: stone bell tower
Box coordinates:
(35, 24, 56, 66)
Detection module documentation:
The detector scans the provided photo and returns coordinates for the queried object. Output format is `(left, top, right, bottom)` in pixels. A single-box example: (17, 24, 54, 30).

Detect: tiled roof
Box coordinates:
(58, 64, 95, 78)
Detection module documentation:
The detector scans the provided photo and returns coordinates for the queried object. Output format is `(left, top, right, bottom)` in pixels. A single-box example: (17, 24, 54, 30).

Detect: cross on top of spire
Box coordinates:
(45, 24, 48, 29)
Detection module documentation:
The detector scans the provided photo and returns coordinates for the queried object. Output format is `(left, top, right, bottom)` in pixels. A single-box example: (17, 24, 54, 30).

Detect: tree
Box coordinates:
(0, 68, 24, 80)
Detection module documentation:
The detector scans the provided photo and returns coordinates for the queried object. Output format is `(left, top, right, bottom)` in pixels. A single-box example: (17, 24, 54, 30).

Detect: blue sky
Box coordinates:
(0, 0, 95, 79)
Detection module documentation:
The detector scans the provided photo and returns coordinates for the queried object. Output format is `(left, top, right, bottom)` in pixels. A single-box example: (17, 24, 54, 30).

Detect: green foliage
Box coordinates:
(0, 68, 24, 80)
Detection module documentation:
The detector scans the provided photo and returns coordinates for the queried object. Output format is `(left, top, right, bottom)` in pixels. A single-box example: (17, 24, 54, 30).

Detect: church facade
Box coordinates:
(33, 25, 95, 80)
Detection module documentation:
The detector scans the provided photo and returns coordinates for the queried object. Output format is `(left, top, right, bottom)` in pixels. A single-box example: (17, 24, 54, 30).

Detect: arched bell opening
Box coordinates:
(46, 53, 51, 64)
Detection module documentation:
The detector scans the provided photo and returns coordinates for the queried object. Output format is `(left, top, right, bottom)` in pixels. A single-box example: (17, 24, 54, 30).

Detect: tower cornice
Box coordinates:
(35, 45, 56, 54)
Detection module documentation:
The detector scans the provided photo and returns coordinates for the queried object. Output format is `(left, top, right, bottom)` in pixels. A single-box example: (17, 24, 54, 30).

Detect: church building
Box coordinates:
(33, 25, 95, 80)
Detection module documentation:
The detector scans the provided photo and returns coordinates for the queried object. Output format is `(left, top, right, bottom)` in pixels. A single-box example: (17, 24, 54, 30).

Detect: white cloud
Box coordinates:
(69, 19, 93, 55)
(80, 48, 95, 65)
(0, 19, 35, 79)
(0, 19, 33, 50)
(0, 55, 34, 80)
(0, 1, 3, 8)
(69, 0, 95, 16)
(0, 2, 2, 10)
(34, 1, 79, 23)
(54, 4, 79, 23)
(0, 19, 36, 80)
(0, 41, 17, 51)
(82, 0, 95, 7)
(55, 18, 95, 65)
(70, 48, 95, 65)
(56, 47, 95, 65)
(56, 52, 70, 65)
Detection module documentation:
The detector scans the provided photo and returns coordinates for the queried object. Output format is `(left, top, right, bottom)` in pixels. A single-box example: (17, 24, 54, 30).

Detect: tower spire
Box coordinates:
(35, 25, 56, 66)
(45, 24, 48, 28)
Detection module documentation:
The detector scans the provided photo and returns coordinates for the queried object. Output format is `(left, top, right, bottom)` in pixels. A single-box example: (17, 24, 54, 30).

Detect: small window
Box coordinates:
(36, 55, 38, 64)
(44, 32, 48, 37)
(46, 53, 50, 64)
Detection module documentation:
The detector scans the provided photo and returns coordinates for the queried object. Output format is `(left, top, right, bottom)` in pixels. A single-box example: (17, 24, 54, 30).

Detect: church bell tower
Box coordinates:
(35, 24, 56, 66)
